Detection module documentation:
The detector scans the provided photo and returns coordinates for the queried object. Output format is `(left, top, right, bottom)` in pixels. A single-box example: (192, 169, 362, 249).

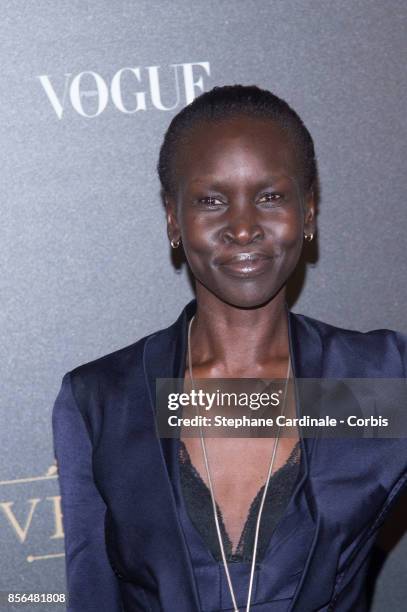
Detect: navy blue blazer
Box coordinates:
(52, 299, 407, 611)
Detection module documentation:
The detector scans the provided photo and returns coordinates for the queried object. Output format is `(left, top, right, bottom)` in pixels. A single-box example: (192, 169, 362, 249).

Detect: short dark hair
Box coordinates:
(157, 84, 317, 197)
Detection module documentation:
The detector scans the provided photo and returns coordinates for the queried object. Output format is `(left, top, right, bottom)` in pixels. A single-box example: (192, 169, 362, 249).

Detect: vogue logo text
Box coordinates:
(37, 61, 211, 119)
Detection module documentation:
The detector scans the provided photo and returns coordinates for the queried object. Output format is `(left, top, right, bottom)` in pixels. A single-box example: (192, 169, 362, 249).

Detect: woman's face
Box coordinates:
(166, 115, 315, 308)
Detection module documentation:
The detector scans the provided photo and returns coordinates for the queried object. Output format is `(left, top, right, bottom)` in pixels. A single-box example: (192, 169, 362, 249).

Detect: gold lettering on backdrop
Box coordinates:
(0, 464, 65, 561)
(27, 552, 65, 562)
(46, 496, 64, 539)
(0, 498, 41, 543)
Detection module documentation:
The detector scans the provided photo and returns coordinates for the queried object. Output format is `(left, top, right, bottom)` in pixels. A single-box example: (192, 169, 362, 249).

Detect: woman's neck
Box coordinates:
(189, 285, 289, 378)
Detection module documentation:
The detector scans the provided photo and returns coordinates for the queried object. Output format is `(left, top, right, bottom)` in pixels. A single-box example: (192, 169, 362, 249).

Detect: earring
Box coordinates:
(304, 232, 314, 242)
(170, 238, 181, 249)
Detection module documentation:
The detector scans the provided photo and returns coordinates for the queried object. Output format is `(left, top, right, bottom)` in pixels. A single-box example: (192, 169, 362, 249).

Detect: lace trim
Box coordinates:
(179, 440, 301, 562)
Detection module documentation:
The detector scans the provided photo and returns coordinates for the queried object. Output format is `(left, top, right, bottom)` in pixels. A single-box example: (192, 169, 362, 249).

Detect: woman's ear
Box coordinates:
(165, 194, 181, 244)
(303, 186, 317, 237)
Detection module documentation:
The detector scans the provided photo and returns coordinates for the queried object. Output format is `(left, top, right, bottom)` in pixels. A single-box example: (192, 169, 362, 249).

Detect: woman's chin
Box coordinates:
(213, 287, 279, 310)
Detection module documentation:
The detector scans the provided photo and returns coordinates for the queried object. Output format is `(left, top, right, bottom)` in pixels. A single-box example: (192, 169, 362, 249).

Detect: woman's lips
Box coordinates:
(217, 253, 273, 278)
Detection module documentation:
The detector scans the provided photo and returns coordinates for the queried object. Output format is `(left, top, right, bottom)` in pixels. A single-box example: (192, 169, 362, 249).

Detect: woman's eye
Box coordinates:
(258, 192, 283, 206)
(197, 196, 224, 208)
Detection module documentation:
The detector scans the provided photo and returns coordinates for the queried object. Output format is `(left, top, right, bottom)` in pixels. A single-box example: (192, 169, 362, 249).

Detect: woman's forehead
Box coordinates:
(180, 115, 291, 149)
(174, 116, 298, 185)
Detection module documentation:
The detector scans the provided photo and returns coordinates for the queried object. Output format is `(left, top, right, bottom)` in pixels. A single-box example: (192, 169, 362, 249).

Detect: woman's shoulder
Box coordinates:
(66, 303, 190, 385)
(292, 310, 407, 374)
(66, 323, 172, 392)
(293, 310, 406, 342)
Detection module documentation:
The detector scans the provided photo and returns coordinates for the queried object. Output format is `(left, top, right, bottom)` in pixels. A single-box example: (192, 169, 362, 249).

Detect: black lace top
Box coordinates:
(178, 440, 301, 563)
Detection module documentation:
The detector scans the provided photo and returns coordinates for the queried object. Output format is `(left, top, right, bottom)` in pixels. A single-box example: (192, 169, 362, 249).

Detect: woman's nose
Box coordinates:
(220, 209, 264, 245)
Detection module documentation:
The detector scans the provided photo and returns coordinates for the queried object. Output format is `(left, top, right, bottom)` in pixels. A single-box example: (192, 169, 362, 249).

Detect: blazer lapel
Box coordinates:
(141, 299, 201, 611)
(287, 309, 331, 611)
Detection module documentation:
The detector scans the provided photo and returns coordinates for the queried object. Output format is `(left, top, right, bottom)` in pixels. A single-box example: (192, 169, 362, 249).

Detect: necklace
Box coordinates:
(186, 314, 291, 612)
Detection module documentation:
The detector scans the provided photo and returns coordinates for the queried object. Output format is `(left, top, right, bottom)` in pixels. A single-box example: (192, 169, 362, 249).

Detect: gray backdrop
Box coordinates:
(1, 1, 406, 610)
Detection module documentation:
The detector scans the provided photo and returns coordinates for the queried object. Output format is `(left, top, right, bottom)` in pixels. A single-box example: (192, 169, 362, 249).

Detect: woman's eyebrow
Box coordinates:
(189, 176, 220, 186)
(188, 174, 292, 189)
(187, 177, 229, 192)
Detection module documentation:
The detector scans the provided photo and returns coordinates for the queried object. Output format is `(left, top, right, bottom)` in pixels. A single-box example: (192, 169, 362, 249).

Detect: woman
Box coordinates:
(52, 85, 407, 612)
